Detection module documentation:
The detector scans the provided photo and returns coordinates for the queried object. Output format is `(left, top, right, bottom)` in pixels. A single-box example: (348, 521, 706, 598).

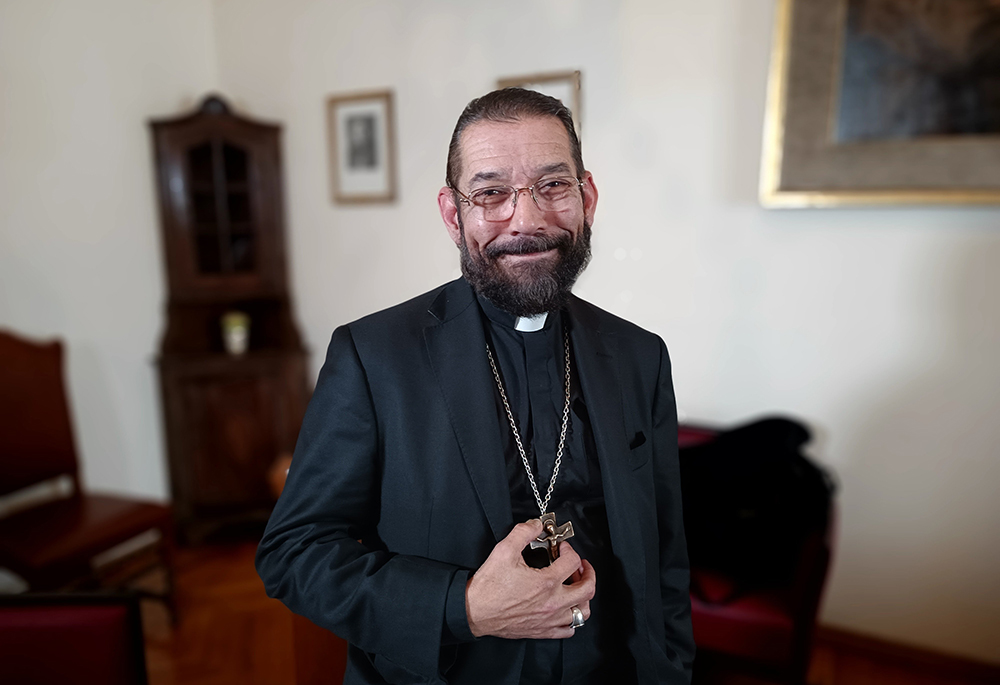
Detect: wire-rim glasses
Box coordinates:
(451, 176, 584, 222)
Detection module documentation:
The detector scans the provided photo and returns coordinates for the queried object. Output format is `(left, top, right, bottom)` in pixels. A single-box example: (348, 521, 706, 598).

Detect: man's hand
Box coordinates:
(465, 519, 596, 640)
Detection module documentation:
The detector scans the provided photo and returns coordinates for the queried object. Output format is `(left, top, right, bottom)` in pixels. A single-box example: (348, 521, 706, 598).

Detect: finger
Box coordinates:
(548, 626, 577, 640)
(548, 542, 582, 579)
(561, 560, 596, 604)
(550, 604, 580, 630)
(501, 519, 543, 552)
(550, 605, 586, 638)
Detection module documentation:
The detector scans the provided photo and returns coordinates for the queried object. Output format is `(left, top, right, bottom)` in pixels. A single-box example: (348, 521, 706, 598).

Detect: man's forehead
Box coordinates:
(457, 116, 573, 184)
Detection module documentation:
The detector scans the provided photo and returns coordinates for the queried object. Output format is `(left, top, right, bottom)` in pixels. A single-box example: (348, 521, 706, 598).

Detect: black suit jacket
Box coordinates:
(256, 278, 694, 684)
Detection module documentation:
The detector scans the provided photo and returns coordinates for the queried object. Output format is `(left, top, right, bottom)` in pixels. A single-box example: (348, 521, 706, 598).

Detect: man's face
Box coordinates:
(438, 116, 598, 316)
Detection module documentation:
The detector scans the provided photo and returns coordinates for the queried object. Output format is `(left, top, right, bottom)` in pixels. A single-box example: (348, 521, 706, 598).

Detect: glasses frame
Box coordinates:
(450, 176, 585, 221)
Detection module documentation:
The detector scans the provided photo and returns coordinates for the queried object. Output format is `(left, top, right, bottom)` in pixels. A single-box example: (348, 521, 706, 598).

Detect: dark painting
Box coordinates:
(836, 0, 1000, 142)
(346, 114, 378, 169)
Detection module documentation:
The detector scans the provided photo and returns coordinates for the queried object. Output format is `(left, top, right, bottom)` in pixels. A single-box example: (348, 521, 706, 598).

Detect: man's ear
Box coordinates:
(438, 186, 463, 247)
(581, 171, 598, 227)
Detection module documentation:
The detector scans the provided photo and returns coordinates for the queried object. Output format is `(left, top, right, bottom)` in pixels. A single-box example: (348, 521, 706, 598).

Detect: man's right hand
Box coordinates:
(465, 519, 596, 640)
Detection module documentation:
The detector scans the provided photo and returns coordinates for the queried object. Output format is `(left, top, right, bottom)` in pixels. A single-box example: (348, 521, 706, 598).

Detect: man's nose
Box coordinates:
(509, 187, 546, 234)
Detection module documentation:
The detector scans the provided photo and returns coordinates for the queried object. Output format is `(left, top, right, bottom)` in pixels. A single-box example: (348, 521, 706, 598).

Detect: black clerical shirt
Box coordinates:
(474, 295, 635, 685)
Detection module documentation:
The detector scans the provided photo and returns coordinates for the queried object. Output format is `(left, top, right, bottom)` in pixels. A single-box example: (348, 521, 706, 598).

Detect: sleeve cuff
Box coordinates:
(442, 569, 476, 644)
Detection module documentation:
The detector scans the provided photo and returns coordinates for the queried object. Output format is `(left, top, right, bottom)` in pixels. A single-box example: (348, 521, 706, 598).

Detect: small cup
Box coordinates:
(221, 310, 250, 355)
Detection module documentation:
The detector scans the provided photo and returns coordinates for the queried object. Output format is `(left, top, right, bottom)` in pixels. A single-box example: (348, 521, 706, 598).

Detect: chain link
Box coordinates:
(486, 329, 572, 516)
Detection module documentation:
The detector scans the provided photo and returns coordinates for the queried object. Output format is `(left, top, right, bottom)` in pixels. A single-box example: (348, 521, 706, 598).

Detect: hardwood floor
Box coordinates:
(143, 542, 999, 685)
(142, 542, 295, 685)
(808, 629, 1000, 685)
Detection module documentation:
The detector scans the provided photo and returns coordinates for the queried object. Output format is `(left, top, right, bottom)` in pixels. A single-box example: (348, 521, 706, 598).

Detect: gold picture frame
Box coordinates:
(760, 0, 1000, 208)
(326, 89, 397, 204)
(498, 70, 582, 135)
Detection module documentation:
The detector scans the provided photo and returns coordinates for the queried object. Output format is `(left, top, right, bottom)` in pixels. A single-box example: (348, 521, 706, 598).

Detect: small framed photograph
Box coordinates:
(326, 90, 397, 204)
(761, 0, 1000, 208)
(498, 70, 582, 135)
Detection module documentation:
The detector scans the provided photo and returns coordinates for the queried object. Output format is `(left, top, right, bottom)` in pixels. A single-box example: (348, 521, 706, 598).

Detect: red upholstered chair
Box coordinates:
(679, 421, 835, 685)
(0, 330, 174, 612)
(0, 592, 148, 684)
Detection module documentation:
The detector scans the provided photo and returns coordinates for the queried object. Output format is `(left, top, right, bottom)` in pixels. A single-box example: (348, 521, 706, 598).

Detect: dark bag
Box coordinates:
(679, 417, 835, 600)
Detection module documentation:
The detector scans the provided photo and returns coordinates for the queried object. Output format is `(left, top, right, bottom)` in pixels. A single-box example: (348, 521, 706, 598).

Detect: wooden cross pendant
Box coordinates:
(529, 512, 575, 562)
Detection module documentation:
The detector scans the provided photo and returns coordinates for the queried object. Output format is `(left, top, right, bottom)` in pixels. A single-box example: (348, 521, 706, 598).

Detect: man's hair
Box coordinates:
(445, 87, 583, 188)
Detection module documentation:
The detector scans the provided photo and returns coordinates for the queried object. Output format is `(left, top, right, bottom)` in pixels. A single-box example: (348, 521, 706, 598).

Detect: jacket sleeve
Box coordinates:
(255, 325, 469, 681)
(651, 338, 696, 682)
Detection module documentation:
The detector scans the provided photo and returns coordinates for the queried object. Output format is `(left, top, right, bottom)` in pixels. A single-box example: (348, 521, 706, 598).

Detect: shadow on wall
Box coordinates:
(835, 236, 1000, 662)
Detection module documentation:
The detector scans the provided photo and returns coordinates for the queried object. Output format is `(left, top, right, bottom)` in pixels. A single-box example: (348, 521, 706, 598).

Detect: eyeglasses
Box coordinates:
(451, 176, 584, 222)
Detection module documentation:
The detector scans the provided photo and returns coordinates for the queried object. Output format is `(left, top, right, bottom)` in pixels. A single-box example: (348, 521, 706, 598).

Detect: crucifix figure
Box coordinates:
(529, 512, 575, 562)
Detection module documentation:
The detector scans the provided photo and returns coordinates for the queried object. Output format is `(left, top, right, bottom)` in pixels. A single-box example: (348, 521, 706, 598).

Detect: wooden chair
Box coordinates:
(0, 330, 175, 614)
(0, 592, 149, 684)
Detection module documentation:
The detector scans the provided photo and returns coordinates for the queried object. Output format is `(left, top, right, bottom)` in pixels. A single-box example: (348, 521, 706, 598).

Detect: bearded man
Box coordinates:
(257, 88, 694, 685)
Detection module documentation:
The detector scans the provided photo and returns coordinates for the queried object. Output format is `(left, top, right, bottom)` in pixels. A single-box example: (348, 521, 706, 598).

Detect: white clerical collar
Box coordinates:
(514, 312, 548, 332)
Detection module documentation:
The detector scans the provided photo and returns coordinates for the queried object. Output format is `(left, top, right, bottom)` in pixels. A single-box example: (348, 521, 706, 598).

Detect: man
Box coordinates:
(257, 88, 694, 684)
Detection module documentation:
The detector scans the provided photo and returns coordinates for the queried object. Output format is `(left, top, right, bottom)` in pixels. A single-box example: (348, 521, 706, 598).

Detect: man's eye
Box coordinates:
(540, 179, 569, 190)
(471, 188, 511, 205)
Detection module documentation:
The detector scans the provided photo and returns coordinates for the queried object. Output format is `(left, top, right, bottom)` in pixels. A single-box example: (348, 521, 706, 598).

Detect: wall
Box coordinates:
(1, 0, 996, 666)
(0, 0, 218, 498)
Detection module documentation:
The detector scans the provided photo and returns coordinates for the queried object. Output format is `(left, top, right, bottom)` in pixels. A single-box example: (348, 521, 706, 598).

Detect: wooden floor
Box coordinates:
(143, 542, 999, 685)
(143, 543, 296, 685)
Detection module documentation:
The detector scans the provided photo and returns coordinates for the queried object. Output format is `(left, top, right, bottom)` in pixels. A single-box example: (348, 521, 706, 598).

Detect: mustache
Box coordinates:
(483, 233, 572, 259)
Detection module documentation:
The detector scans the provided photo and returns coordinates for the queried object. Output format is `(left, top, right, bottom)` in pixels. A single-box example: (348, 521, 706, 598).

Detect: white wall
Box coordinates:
(0, 0, 218, 498)
(2, 0, 997, 666)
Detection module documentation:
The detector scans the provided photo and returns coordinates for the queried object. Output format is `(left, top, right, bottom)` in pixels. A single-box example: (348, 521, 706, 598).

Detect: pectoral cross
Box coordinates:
(529, 512, 575, 562)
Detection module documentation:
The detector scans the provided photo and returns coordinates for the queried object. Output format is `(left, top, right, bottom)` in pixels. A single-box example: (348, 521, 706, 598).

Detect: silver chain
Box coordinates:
(485, 329, 572, 516)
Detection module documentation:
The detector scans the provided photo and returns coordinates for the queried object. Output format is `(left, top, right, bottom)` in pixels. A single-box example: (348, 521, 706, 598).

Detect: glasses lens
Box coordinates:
(469, 187, 513, 207)
(470, 187, 514, 221)
(534, 178, 578, 208)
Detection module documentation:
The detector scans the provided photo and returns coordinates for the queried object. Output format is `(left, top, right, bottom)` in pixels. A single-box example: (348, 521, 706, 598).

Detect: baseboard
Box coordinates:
(815, 625, 1000, 684)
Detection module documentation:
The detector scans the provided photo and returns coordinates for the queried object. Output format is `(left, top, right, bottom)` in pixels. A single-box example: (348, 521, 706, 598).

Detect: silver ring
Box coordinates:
(570, 605, 585, 629)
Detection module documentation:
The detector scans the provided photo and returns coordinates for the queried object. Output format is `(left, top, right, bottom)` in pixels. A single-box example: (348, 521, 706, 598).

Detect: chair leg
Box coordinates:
(159, 523, 178, 625)
(111, 528, 178, 623)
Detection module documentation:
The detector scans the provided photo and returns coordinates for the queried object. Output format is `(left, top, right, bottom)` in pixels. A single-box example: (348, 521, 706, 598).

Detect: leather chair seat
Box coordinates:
(0, 495, 170, 584)
(691, 567, 795, 667)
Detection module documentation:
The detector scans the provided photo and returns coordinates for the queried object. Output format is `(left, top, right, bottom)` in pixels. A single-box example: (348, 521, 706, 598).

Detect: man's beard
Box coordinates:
(458, 218, 592, 317)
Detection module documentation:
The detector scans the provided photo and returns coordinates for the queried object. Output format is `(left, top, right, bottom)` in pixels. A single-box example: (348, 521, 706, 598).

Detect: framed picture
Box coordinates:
(761, 0, 1000, 208)
(498, 70, 582, 135)
(326, 90, 397, 204)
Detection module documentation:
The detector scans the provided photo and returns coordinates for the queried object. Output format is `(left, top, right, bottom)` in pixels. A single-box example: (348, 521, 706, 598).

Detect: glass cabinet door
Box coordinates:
(186, 140, 256, 275)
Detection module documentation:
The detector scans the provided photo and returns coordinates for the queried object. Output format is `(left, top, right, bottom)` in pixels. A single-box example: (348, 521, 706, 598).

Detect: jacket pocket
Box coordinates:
(628, 430, 649, 469)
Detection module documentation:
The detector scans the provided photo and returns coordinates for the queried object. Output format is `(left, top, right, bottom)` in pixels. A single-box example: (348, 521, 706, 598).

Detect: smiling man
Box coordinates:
(257, 88, 694, 685)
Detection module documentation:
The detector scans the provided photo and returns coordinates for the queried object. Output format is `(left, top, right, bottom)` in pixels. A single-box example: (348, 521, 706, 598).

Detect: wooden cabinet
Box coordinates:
(151, 95, 308, 543)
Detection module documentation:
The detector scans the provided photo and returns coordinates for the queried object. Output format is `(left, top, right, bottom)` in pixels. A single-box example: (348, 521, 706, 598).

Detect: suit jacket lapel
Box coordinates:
(567, 299, 649, 600)
(424, 280, 513, 543)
